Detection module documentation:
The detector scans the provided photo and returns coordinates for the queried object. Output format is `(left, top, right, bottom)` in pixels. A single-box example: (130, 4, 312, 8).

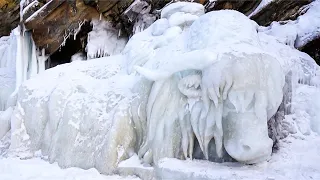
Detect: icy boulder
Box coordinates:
(10, 55, 152, 173)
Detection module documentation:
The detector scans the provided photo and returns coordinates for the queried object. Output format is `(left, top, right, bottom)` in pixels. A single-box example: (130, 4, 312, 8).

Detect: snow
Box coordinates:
(157, 136, 320, 180)
(0, 157, 140, 180)
(249, 0, 275, 17)
(22, 0, 39, 16)
(161, 2, 205, 19)
(259, 0, 320, 48)
(25, 0, 53, 23)
(291, 85, 320, 135)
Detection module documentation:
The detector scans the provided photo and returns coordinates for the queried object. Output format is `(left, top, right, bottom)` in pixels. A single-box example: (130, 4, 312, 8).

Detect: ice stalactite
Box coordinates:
(7, 28, 41, 108)
(5, 0, 49, 108)
(86, 20, 127, 59)
(37, 49, 47, 74)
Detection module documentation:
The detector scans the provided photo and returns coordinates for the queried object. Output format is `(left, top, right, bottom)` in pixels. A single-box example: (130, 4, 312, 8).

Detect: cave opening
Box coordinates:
(301, 37, 320, 65)
(47, 21, 93, 69)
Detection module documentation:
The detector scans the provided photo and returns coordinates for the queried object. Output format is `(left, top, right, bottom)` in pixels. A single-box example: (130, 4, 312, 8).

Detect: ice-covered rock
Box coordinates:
(258, 0, 320, 49)
(9, 55, 153, 174)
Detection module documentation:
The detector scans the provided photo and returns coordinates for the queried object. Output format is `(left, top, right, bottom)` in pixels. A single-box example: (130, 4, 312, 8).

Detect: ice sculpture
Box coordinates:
(134, 8, 285, 164)
(8, 2, 294, 175)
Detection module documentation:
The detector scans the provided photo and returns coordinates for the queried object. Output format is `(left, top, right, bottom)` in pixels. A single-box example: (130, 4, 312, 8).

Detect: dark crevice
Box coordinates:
(47, 21, 92, 69)
(300, 37, 320, 65)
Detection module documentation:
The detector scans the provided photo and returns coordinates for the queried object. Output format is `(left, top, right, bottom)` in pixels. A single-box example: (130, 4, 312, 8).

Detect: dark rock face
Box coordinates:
(1, 0, 318, 60)
(0, 0, 19, 36)
(24, 0, 100, 55)
(210, 0, 262, 15)
(251, 0, 313, 26)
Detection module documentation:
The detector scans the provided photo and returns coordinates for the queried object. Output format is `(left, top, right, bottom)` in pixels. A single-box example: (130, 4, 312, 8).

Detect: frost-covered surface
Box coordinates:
(157, 136, 320, 180)
(0, 34, 16, 111)
(249, 0, 275, 17)
(0, 157, 140, 180)
(86, 20, 128, 59)
(291, 85, 320, 135)
(259, 0, 320, 48)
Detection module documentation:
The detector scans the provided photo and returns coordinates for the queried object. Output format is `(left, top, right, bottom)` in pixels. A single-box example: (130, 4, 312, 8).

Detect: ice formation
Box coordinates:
(86, 20, 128, 59)
(0, 2, 320, 179)
(258, 0, 320, 49)
(0, 35, 16, 111)
(0, 1, 48, 138)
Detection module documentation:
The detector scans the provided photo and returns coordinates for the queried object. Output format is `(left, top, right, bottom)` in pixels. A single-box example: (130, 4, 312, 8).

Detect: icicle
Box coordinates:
(202, 103, 214, 159)
(22, 0, 39, 15)
(8, 27, 25, 107)
(190, 101, 203, 153)
(178, 108, 189, 159)
(37, 48, 47, 73)
(73, 21, 85, 41)
(20, 0, 26, 22)
(28, 39, 38, 78)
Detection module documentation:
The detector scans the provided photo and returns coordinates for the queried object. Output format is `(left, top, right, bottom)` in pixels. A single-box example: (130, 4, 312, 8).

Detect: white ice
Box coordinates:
(86, 20, 128, 59)
(259, 0, 320, 48)
(0, 157, 140, 180)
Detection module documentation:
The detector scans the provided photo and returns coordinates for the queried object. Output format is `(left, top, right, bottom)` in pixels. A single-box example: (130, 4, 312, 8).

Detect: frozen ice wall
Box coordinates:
(0, 32, 17, 111)
(0, 24, 46, 140)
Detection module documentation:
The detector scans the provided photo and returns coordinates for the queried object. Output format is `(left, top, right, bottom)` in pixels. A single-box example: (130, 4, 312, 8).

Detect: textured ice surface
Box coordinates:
(86, 20, 127, 59)
(259, 0, 320, 48)
(0, 157, 141, 180)
(135, 9, 285, 164)
(10, 55, 152, 174)
(157, 136, 320, 180)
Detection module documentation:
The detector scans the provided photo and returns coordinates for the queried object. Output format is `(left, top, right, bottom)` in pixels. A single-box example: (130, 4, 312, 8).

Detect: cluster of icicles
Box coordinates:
(0, 0, 49, 111)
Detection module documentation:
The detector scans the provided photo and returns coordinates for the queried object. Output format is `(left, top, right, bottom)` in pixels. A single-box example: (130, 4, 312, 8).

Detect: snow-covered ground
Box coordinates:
(1, 135, 318, 180)
(157, 136, 320, 180)
(0, 157, 140, 180)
